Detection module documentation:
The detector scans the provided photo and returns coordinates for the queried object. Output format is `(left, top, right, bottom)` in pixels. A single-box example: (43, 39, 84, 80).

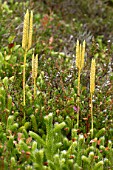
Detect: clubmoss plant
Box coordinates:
(10, 157, 16, 169)
(22, 9, 33, 119)
(30, 114, 38, 132)
(76, 40, 85, 128)
(76, 134, 85, 166)
(0, 77, 13, 122)
(29, 113, 66, 167)
(0, 86, 6, 112)
(90, 59, 96, 138)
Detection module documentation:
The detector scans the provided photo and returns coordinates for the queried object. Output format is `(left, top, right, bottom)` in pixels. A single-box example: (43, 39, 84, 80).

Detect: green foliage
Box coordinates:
(0, 0, 113, 169)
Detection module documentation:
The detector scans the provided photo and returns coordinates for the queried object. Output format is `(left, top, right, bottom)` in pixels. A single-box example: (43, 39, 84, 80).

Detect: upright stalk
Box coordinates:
(77, 69, 81, 128)
(22, 10, 33, 120)
(90, 59, 96, 138)
(90, 92, 93, 137)
(34, 76, 36, 99)
(76, 40, 85, 128)
(23, 50, 27, 119)
(23, 50, 27, 105)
